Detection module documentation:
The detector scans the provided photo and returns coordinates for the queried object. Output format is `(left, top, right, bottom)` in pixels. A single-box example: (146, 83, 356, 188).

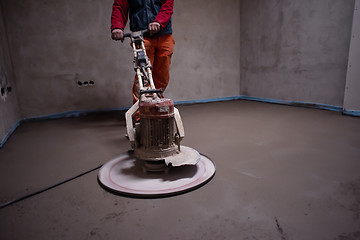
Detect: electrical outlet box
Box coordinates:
(77, 80, 95, 87)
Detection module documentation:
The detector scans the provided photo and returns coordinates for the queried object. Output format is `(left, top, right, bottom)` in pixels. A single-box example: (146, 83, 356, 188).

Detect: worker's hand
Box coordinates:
(111, 29, 124, 41)
(148, 22, 161, 36)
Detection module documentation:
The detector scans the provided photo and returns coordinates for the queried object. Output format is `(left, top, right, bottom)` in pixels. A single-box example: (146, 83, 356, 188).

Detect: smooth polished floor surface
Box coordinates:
(1, 100, 360, 240)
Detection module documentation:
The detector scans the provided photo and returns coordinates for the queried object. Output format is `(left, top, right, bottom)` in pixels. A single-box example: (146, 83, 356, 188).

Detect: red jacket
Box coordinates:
(111, 0, 174, 33)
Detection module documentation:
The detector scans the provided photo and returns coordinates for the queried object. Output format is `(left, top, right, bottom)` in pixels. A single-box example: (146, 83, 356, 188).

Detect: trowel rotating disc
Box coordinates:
(98, 148, 215, 198)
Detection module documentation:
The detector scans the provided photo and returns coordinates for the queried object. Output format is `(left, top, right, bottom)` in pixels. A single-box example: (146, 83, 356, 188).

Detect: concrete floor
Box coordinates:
(0, 100, 360, 240)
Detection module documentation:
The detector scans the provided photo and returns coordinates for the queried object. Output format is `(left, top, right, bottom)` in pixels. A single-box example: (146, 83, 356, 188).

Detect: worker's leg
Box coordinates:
(152, 34, 175, 92)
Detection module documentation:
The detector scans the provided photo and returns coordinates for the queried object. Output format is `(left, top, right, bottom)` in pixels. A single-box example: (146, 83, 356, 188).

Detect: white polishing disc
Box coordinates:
(98, 148, 215, 198)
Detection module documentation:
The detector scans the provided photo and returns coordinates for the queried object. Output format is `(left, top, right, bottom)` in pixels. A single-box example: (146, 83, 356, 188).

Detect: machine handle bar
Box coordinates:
(123, 29, 149, 39)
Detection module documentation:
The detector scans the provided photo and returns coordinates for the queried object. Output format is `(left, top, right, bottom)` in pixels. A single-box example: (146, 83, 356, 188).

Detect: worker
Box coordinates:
(111, 0, 175, 103)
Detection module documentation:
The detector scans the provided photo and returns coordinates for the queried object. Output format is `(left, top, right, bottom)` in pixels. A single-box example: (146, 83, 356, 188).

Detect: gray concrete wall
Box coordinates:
(2, 0, 134, 118)
(168, 0, 240, 101)
(344, 0, 360, 112)
(1, 0, 240, 118)
(0, 3, 21, 145)
(240, 0, 355, 106)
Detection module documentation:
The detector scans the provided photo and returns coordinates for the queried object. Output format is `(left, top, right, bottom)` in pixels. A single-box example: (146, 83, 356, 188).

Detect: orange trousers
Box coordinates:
(132, 34, 175, 103)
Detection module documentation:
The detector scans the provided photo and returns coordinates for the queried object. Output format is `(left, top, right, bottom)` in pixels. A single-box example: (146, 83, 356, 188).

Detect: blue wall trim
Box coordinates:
(1, 95, 359, 148)
(0, 120, 21, 148)
(22, 106, 131, 123)
(175, 95, 344, 113)
(174, 96, 241, 105)
(343, 109, 360, 117)
(0, 106, 130, 149)
(237, 95, 343, 112)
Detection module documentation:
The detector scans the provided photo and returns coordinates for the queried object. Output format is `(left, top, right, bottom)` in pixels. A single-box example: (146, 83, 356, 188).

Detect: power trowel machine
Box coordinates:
(98, 30, 215, 198)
